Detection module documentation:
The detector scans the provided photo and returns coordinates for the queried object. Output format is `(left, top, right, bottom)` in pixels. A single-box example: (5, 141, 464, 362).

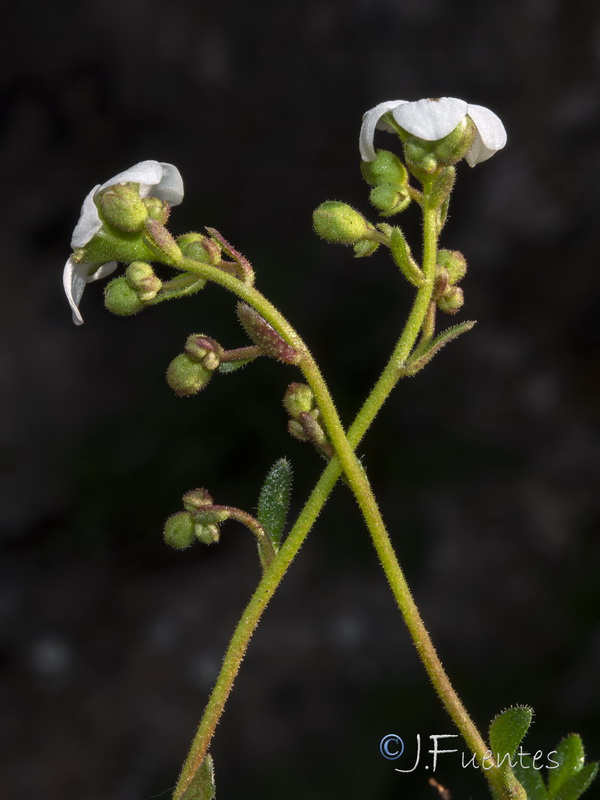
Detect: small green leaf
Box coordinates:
(549, 735, 586, 797)
(489, 705, 534, 764)
(180, 754, 216, 800)
(405, 320, 476, 375)
(218, 358, 256, 373)
(257, 458, 292, 548)
(552, 762, 598, 800)
(512, 754, 548, 800)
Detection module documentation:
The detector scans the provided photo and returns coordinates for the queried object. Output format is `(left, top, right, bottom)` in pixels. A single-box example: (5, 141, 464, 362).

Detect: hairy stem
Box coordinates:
(172, 204, 517, 799)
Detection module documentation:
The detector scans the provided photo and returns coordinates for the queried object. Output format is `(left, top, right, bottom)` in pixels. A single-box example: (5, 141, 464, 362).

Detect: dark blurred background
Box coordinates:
(2, 1, 600, 798)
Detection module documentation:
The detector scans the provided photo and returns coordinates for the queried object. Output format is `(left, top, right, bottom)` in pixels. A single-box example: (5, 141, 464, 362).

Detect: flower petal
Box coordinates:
(392, 97, 468, 141)
(464, 104, 507, 166)
(360, 100, 407, 162)
(70, 185, 102, 249)
(63, 257, 118, 325)
(155, 162, 184, 205)
(98, 160, 164, 194)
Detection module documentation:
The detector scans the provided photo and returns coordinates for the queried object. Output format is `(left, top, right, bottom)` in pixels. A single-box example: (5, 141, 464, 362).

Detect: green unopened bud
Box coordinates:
(104, 276, 145, 316)
(164, 511, 196, 549)
(98, 184, 148, 233)
(353, 239, 380, 258)
(184, 334, 223, 369)
(438, 285, 464, 314)
(125, 261, 162, 301)
(312, 201, 372, 245)
(142, 219, 182, 264)
(195, 523, 220, 544)
(283, 382, 315, 418)
(182, 488, 214, 512)
(437, 249, 467, 284)
(177, 233, 222, 265)
(369, 184, 411, 216)
(430, 118, 476, 166)
(143, 196, 170, 225)
(361, 150, 409, 189)
(166, 354, 214, 396)
(288, 419, 309, 442)
(403, 138, 439, 176)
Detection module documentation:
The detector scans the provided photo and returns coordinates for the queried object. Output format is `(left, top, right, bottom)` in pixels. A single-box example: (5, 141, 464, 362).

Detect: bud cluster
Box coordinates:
(312, 201, 378, 258)
(104, 261, 163, 317)
(166, 334, 223, 396)
(283, 383, 333, 458)
(434, 249, 467, 315)
(163, 488, 229, 549)
(361, 149, 411, 216)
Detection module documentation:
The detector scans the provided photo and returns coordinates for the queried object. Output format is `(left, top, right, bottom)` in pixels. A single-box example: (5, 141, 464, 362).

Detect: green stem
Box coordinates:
(172, 208, 516, 799)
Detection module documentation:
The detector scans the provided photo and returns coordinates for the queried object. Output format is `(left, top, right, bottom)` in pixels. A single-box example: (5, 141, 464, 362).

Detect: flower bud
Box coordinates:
(369, 184, 411, 216)
(125, 261, 162, 301)
(166, 354, 214, 396)
(195, 523, 220, 545)
(184, 334, 224, 369)
(98, 184, 149, 233)
(143, 196, 170, 225)
(437, 249, 467, 284)
(288, 419, 309, 442)
(437, 285, 464, 314)
(312, 201, 372, 245)
(164, 511, 196, 549)
(104, 276, 145, 316)
(283, 383, 315, 418)
(361, 150, 408, 189)
(403, 138, 439, 176)
(177, 233, 222, 265)
(353, 239, 380, 258)
(429, 117, 476, 166)
(182, 488, 214, 512)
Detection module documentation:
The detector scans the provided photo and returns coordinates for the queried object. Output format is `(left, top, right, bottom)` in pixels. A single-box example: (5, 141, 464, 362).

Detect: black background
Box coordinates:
(2, 1, 600, 798)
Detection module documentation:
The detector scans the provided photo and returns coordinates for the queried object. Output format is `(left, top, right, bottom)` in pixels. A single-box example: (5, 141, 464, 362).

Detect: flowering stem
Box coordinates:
(172, 205, 519, 799)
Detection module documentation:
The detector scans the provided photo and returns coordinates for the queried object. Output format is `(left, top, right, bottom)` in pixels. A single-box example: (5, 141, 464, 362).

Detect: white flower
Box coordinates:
(63, 160, 184, 325)
(360, 97, 507, 167)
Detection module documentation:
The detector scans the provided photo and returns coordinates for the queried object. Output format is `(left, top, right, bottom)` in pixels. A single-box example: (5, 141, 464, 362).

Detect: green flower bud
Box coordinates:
(361, 150, 408, 189)
(429, 117, 476, 166)
(195, 523, 220, 545)
(312, 201, 372, 245)
(166, 354, 214, 396)
(437, 249, 467, 284)
(438, 285, 464, 314)
(184, 334, 224, 367)
(143, 196, 170, 225)
(177, 233, 222, 265)
(353, 239, 380, 258)
(288, 419, 309, 442)
(369, 184, 411, 216)
(403, 138, 439, 176)
(125, 261, 162, 301)
(182, 488, 214, 512)
(283, 382, 315, 418)
(164, 511, 196, 549)
(104, 276, 145, 316)
(98, 184, 148, 233)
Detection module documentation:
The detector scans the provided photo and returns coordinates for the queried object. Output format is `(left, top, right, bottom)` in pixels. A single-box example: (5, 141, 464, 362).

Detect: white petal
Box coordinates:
(359, 100, 407, 162)
(154, 162, 184, 205)
(464, 104, 507, 166)
(392, 97, 468, 141)
(70, 185, 102, 249)
(63, 257, 118, 325)
(98, 160, 163, 194)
